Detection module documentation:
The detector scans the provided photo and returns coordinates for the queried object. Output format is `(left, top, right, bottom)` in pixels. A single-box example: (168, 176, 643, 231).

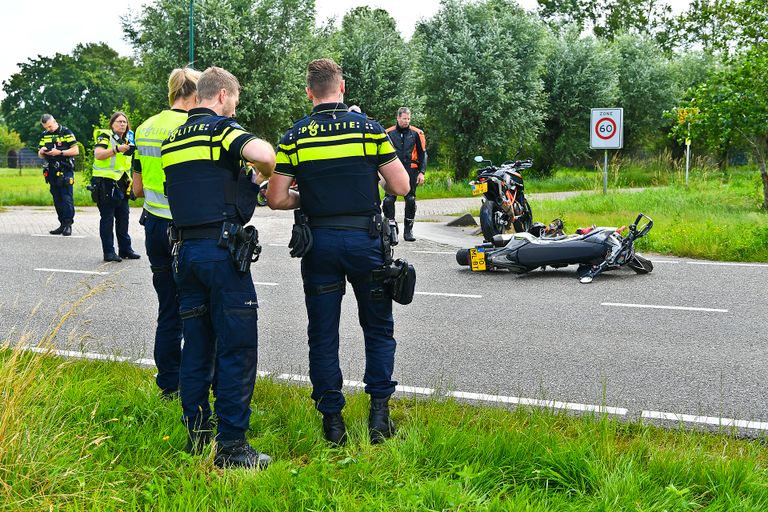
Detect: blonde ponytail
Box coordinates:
(168, 67, 201, 106)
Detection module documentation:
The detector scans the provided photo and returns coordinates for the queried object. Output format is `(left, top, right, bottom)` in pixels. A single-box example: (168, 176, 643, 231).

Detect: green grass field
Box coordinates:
(3, 343, 768, 511)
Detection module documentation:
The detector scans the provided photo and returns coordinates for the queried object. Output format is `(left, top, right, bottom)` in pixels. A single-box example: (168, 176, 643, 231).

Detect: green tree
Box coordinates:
(124, 0, 324, 142)
(674, 0, 767, 56)
(0, 124, 23, 155)
(538, 29, 619, 173)
(1, 43, 141, 147)
(679, 46, 768, 207)
(612, 33, 677, 152)
(334, 7, 410, 123)
(414, 0, 546, 179)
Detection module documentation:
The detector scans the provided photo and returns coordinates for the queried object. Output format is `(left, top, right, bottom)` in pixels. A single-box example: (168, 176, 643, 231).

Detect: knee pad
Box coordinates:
(404, 196, 417, 218)
(382, 195, 396, 219)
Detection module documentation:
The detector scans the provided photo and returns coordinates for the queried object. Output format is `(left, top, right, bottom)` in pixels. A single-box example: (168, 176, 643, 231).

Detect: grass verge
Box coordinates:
(2, 344, 768, 511)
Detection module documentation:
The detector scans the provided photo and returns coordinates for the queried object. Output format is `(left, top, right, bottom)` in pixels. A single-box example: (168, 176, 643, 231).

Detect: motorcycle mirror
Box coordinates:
(579, 276, 593, 284)
(474, 155, 484, 163)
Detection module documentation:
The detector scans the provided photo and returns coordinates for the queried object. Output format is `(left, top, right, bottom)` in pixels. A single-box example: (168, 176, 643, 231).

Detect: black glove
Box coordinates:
(288, 223, 313, 258)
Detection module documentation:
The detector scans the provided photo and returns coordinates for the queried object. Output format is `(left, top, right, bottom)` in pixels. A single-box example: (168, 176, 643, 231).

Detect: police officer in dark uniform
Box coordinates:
(161, 66, 275, 469)
(267, 58, 410, 446)
(383, 107, 427, 241)
(37, 114, 79, 236)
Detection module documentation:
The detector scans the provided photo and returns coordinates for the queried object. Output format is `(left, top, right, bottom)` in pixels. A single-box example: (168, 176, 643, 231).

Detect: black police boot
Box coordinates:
(214, 439, 271, 469)
(104, 253, 122, 262)
(119, 249, 141, 260)
(404, 219, 416, 242)
(185, 421, 213, 455)
(322, 412, 348, 446)
(49, 224, 65, 235)
(62, 224, 72, 236)
(368, 396, 396, 444)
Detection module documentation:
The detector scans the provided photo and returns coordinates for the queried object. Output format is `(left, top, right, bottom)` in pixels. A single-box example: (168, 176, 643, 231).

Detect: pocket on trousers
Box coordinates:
(222, 292, 258, 349)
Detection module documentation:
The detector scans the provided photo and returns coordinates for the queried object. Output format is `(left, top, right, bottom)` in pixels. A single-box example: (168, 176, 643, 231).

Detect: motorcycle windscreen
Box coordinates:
(516, 240, 607, 267)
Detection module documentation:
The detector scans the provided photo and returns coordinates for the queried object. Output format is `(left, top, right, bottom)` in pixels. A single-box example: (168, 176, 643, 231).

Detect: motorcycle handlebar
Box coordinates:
(630, 213, 653, 239)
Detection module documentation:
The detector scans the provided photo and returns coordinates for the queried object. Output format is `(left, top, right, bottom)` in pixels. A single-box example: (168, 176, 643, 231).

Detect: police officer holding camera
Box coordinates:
(267, 58, 410, 447)
(38, 114, 79, 236)
(161, 66, 275, 470)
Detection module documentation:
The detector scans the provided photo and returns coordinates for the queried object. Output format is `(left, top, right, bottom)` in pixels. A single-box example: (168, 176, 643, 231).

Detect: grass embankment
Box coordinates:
(527, 169, 768, 262)
(2, 345, 768, 511)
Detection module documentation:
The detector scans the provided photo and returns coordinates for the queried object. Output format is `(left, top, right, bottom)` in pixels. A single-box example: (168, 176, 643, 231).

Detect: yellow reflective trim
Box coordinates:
(379, 139, 396, 156)
(278, 142, 296, 152)
(296, 143, 378, 161)
(276, 152, 295, 165)
(221, 128, 248, 151)
(162, 134, 211, 151)
(296, 132, 365, 145)
(162, 146, 220, 166)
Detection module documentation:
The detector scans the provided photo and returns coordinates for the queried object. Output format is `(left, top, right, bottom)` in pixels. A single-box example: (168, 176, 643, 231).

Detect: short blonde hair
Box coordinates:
(197, 66, 241, 101)
(306, 58, 343, 99)
(168, 67, 201, 106)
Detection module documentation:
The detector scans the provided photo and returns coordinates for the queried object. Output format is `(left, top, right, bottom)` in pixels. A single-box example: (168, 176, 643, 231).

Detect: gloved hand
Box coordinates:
(288, 223, 313, 258)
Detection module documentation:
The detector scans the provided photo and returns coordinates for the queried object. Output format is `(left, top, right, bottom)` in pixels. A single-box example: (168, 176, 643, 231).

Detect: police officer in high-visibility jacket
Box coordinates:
(132, 67, 201, 399)
(161, 66, 275, 469)
(267, 58, 410, 447)
(92, 111, 141, 262)
(38, 114, 79, 236)
(383, 107, 427, 242)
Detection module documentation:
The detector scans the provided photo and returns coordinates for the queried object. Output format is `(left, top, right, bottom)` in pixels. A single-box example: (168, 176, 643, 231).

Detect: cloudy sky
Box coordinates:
(0, 0, 691, 98)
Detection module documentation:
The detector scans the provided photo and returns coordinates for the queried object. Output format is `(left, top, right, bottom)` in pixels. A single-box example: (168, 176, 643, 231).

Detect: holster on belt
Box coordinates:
(218, 222, 262, 274)
(288, 209, 313, 258)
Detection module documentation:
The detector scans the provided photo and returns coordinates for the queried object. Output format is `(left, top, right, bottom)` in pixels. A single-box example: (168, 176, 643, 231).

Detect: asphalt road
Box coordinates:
(2, 205, 767, 433)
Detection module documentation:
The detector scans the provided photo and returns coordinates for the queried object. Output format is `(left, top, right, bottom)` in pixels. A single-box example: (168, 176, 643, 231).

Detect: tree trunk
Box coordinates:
(754, 136, 768, 210)
(760, 162, 768, 210)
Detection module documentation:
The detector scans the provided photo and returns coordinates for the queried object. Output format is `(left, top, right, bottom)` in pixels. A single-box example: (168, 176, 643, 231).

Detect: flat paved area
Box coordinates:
(1, 201, 767, 434)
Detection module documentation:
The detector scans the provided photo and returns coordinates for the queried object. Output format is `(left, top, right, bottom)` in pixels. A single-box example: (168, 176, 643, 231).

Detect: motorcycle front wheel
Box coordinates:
(256, 182, 268, 207)
(512, 198, 533, 233)
(480, 200, 505, 242)
(627, 254, 654, 274)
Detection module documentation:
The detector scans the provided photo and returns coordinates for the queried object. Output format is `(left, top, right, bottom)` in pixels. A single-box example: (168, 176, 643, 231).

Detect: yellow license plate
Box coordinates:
(471, 182, 488, 196)
(469, 248, 487, 271)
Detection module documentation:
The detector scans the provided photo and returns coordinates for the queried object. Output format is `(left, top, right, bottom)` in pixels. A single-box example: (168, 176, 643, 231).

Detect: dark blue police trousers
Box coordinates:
(49, 172, 75, 225)
(301, 228, 397, 414)
(144, 213, 183, 394)
(96, 195, 131, 255)
(173, 239, 259, 442)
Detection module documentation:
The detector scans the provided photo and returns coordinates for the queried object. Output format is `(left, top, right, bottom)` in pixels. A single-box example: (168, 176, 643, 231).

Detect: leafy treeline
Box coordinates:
(1, 0, 765, 199)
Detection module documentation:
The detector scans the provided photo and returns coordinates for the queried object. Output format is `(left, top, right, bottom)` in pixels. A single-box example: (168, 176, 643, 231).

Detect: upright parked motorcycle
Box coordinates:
(470, 156, 533, 241)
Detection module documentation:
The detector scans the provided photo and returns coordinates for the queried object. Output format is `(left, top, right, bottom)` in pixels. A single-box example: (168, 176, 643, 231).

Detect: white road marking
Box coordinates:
(32, 234, 86, 239)
(642, 410, 768, 431)
(651, 260, 680, 264)
(687, 261, 768, 268)
(35, 268, 109, 276)
(447, 390, 628, 416)
(416, 292, 483, 299)
(254, 281, 279, 286)
(601, 302, 728, 313)
(25, 347, 768, 433)
(267, 243, 289, 247)
(412, 250, 455, 255)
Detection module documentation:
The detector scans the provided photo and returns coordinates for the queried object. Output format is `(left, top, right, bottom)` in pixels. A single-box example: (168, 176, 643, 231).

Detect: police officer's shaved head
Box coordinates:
(197, 66, 241, 101)
(40, 113, 58, 132)
(306, 58, 343, 99)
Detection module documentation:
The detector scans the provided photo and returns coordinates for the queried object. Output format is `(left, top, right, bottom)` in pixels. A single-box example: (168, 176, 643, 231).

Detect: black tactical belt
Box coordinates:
(178, 226, 222, 240)
(308, 215, 372, 230)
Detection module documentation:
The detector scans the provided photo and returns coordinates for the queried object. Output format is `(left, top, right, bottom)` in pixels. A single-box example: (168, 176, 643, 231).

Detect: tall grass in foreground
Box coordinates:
(2, 343, 768, 510)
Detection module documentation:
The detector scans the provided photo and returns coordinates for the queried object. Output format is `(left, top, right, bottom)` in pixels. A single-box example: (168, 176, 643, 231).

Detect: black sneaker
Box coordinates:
(62, 225, 72, 236)
(214, 439, 271, 469)
(322, 412, 348, 446)
(104, 253, 122, 262)
(49, 224, 65, 235)
(119, 249, 141, 260)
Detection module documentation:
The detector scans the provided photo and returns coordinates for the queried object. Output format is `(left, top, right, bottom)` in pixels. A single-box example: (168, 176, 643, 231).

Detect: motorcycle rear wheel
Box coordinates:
(512, 198, 533, 233)
(480, 201, 505, 242)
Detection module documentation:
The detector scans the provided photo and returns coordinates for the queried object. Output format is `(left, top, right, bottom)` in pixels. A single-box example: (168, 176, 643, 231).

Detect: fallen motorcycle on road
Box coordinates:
(456, 213, 654, 283)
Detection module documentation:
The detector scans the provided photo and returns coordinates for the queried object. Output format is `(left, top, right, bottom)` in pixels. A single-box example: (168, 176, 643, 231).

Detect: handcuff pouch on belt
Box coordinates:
(288, 209, 313, 258)
(373, 215, 416, 305)
(218, 222, 262, 274)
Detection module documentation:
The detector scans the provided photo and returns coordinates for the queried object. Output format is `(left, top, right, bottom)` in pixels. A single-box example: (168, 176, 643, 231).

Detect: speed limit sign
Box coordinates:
(590, 108, 623, 149)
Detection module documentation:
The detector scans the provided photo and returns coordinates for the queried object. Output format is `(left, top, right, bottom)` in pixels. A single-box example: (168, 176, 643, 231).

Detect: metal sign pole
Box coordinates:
(603, 150, 608, 194)
(685, 121, 690, 186)
(188, 0, 195, 66)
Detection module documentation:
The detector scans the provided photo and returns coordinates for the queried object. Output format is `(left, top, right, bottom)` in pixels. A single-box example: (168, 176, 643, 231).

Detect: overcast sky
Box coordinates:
(0, 0, 691, 99)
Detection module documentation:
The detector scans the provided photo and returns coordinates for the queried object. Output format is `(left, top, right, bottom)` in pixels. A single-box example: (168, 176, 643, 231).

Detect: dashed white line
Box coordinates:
(412, 250, 455, 255)
(642, 410, 768, 431)
(35, 268, 109, 275)
(602, 302, 728, 313)
(651, 260, 680, 264)
(396, 385, 435, 396)
(267, 243, 290, 247)
(25, 346, 130, 362)
(687, 261, 768, 268)
(416, 292, 483, 299)
(254, 282, 279, 286)
(32, 234, 86, 239)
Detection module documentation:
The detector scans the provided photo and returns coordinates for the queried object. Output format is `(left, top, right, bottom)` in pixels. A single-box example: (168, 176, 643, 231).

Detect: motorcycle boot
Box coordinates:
(368, 396, 396, 444)
(403, 219, 416, 242)
(49, 224, 65, 235)
(322, 412, 348, 446)
(62, 224, 72, 236)
(214, 439, 271, 469)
